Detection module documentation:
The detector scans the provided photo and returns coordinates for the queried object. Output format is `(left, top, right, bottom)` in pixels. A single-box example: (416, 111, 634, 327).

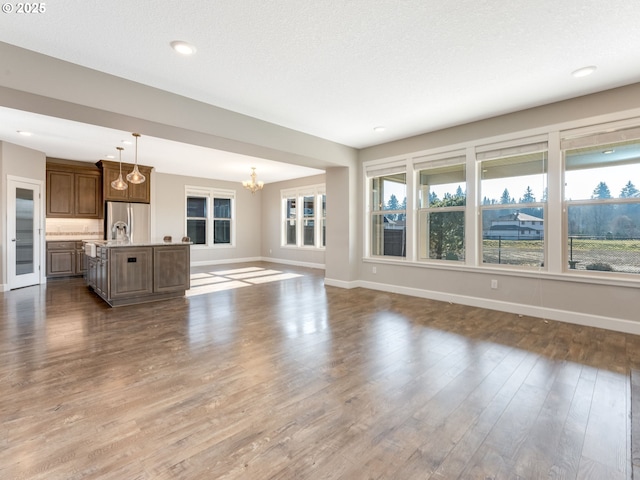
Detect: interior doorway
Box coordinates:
(6, 176, 42, 289)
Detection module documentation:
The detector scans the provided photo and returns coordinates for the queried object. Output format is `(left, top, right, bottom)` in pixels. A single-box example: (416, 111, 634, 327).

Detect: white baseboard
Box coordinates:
(191, 256, 263, 267)
(191, 256, 325, 271)
(324, 277, 359, 289)
(257, 257, 325, 270)
(0, 283, 8, 292)
(357, 279, 640, 336)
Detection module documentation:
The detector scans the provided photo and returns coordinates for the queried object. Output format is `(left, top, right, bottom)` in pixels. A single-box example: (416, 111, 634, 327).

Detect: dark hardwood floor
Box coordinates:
(1, 262, 639, 479)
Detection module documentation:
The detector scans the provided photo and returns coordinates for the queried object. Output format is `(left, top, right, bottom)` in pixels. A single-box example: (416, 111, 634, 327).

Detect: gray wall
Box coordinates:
(154, 172, 263, 265)
(355, 83, 640, 333)
(0, 141, 46, 288)
(261, 173, 326, 268)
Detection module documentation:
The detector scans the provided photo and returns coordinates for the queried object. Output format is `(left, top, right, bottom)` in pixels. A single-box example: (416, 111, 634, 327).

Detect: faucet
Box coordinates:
(111, 221, 129, 242)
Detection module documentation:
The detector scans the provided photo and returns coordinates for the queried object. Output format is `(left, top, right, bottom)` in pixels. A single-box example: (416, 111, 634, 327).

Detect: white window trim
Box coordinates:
(185, 186, 236, 248)
(362, 115, 640, 288)
(281, 184, 326, 250)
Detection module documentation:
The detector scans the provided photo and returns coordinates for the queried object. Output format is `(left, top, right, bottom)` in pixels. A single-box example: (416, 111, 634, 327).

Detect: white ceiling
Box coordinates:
(1, 0, 640, 181)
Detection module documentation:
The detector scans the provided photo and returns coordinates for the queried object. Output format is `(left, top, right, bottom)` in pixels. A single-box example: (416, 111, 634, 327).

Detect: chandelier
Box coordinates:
(242, 167, 264, 194)
(110, 146, 128, 191)
(126, 133, 146, 184)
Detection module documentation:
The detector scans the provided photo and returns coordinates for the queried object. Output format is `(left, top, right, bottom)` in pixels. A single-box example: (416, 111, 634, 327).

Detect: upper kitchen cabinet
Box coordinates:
(46, 159, 103, 218)
(97, 160, 152, 203)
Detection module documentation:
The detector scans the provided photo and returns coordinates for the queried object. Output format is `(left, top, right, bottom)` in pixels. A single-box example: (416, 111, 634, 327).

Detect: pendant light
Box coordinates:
(110, 146, 128, 191)
(126, 132, 146, 184)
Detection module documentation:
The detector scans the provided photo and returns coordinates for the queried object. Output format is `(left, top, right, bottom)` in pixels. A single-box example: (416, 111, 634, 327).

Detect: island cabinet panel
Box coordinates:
(110, 247, 153, 299)
(86, 243, 190, 306)
(153, 246, 191, 293)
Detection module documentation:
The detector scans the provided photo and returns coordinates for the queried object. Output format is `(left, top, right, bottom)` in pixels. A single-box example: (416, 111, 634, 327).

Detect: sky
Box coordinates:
(380, 163, 640, 207)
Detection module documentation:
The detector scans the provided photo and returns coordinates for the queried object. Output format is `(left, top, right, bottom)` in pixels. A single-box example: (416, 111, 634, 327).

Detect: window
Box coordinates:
(320, 193, 326, 247)
(370, 172, 406, 257)
(213, 198, 231, 244)
(563, 131, 640, 275)
(478, 142, 547, 268)
(186, 195, 207, 245)
(284, 196, 297, 245)
(186, 187, 235, 246)
(417, 156, 466, 261)
(281, 185, 325, 249)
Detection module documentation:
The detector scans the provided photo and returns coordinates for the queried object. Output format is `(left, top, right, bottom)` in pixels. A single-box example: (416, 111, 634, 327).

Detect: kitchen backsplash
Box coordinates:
(46, 218, 103, 240)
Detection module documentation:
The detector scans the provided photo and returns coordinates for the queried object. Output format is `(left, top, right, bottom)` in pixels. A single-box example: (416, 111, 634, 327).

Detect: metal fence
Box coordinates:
(568, 235, 640, 274)
(482, 235, 640, 274)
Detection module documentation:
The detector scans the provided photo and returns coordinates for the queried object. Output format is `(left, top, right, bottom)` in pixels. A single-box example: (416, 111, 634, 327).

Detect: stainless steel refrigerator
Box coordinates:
(105, 202, 151, 243)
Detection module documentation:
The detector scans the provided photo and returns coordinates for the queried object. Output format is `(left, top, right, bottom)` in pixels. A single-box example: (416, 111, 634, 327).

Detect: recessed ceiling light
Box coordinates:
(17, 130, 32, 136)
(373, 126, 386, 132)
(170, 40, 197, 56)
(602, 149, 614, 154)
(122, 140, 132, 145)
(106, 154, 115, 159)
(571, 66, 597, 78)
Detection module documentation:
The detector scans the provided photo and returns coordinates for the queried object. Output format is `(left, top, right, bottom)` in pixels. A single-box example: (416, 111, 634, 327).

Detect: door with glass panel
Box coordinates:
(7, 177, 42, 289)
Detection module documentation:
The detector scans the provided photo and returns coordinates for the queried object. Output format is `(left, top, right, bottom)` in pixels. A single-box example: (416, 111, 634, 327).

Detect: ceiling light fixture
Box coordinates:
(603, 149, 614, 154)
(111, 146, 128, 191)
(17, 130, 32, 136)
(126, 133, 146, 185)
(571, 66, 597, 78)
(373, 126, 386, 132)
(242, 167, 264, 194)
(170, 40, 197, 56)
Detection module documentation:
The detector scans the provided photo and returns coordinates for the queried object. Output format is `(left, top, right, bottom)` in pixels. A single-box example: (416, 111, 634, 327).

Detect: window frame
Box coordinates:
(185, 186, 236, 248)
(367, 167, 407, 258)
(562, 131, 640, 276)
(280, 184, 326, 250)
(415, 155, 467, 262)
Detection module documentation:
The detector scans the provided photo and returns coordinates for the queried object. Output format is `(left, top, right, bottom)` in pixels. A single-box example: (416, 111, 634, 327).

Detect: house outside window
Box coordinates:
(186, 187, 235, 246)
(478, 140, 548, 268)
(416, 153, 466, 261)
(281, 185, 325, 249)
(562, 127, 640, 274)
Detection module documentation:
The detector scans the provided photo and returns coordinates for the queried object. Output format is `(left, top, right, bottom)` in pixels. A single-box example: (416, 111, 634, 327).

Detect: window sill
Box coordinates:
(362, 257, 640, 289)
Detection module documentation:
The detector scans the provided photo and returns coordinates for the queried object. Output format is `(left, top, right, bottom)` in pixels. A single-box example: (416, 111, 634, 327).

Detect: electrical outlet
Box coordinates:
(491, 279, 498, 289)
(372, 266, 377, 274)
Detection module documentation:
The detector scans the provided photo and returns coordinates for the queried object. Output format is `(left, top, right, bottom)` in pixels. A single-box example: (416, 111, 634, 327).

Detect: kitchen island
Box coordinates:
(85, 241, 190, 307)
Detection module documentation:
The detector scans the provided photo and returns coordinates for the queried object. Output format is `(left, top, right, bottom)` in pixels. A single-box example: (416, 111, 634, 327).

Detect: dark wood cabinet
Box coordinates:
(46, 159, 102, 219)
(110, 247, 154, 299)
(97, 160, 152, 204)
(154, 245, 191, 293)
(46, 241, 86, 277)
(86, 243, 190, 306)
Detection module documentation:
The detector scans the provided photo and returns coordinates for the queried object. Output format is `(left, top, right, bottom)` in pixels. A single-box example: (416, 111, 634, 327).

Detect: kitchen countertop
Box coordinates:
(88, 240, 192, 247)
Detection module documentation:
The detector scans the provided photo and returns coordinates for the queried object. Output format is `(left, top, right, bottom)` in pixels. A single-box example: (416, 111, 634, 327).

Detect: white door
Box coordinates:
(7, 177, 42, 289)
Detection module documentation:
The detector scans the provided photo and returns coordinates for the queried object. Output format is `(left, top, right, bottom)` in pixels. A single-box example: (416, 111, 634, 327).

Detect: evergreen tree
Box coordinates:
(620, 181, 639, 198)
(519, 186, 536, 203)
(455, 185, 465, 199)
(500, 188, 512, 204)
(429, 195, 465, 260)
(429, 191, 439, 206)
(591, 182, 612, 199)
(386, 194, 400, 220)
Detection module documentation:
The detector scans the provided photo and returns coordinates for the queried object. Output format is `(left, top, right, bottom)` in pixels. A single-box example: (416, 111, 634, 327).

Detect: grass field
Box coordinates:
(482, 238, 640, 274)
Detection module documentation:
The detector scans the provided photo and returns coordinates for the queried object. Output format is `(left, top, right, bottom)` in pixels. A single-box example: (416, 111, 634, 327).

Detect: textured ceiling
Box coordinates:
(1, 0, 640, 179)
